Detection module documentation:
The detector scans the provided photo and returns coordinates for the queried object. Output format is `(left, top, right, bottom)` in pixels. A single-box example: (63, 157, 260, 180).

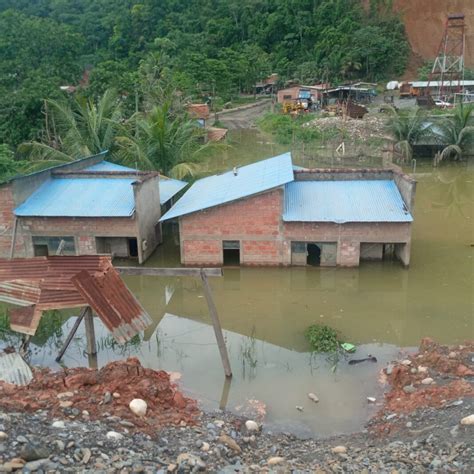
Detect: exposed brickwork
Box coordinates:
(180, 190, 283, 266)
(0, 184, 25, 258)
(179, 187, 413, 267)
(17, 217, 137, 257)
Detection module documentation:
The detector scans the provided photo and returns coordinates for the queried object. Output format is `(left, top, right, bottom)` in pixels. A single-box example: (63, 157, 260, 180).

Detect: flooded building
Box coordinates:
(161, 153, 416, 267)
(0, 152, 186, 263)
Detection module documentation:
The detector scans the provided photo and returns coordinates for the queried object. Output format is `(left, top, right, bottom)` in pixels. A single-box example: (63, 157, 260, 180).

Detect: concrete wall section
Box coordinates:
(17, 216, 137, 258)
(393, 172, 417, 212)
(133, 175, 161, 263)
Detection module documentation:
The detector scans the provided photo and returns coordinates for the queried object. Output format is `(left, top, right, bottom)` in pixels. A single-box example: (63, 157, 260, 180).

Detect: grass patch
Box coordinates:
(258, 112, 321, 145)
(305, 324, 341, 353)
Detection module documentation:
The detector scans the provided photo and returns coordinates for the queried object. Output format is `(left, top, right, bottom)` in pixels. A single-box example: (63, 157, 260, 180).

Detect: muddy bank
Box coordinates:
(0, 339, 472, 472)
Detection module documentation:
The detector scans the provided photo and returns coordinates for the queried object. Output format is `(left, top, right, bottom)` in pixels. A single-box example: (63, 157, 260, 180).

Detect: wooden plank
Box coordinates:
(55, 306, 88, 362)
(84, 307, 97, 356)
(200, 269, 232, 377)
(116, 267, 223, 278)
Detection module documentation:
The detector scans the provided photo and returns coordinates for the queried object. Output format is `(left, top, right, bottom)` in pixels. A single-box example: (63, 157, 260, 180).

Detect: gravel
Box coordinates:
(0, 397, 472, 472)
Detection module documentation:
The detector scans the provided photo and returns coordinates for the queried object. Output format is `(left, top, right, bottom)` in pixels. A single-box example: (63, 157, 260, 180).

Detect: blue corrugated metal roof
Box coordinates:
(85, 161, 187, 204)
(159, 178, 187, 205)
(160, 152, 294, 221)
(283, 180, 413, 223)
(15, 178, 136, 217)
(85, 161, 135, 172)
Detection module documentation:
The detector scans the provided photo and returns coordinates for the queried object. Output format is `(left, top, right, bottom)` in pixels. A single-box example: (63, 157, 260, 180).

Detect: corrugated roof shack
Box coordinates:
(160, 154, 416, 268)
(0, 153, 186, 264)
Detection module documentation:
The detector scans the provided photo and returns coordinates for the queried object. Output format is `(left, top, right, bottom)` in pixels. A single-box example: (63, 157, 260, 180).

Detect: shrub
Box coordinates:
(305, 324, 340, 352)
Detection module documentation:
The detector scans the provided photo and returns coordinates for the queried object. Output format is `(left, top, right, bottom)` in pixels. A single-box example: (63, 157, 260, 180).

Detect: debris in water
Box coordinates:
(348, 355, 377, 365)
(307, 393, 319, 403)
(296, 406, 304, 412)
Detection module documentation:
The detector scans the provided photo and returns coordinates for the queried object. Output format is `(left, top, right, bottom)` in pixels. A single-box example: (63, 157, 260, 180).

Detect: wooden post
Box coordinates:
(55, 307, 88, 362)
(200, 269, 232, 377)
(84, 307, 97, 356)
(9, 217, 18, 259)
(219, 375, 232, 410)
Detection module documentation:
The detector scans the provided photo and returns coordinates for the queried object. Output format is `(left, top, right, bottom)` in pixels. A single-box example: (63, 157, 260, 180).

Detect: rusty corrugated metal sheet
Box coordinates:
(72, 268, 152, 344)
(0, 256, 151, 343)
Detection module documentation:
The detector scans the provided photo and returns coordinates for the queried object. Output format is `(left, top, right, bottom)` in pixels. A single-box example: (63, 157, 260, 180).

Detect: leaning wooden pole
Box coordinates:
(55, 306, 88, 362)
(84, 307, 97, 356)
(200, 269, 232, 377)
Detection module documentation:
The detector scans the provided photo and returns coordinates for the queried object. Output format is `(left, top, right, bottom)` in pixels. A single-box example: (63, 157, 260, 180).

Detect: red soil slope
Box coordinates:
(394, 0, 474, 69)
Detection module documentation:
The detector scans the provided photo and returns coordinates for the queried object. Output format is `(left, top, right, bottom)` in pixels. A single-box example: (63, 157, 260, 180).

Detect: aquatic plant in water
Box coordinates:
(305, 324, 340, 353)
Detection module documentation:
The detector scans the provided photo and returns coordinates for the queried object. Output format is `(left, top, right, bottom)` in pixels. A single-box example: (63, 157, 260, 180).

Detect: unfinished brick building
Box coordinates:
(161, 153, 416, 267)
(0, 152, 186, 264)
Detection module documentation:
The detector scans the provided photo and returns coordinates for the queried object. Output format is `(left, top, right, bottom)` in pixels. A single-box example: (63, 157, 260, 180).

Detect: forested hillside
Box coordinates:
(0, 0, 408, 148)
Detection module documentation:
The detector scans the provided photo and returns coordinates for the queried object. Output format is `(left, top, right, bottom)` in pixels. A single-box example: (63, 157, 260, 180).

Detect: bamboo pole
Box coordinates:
(55, 307, 88, 362)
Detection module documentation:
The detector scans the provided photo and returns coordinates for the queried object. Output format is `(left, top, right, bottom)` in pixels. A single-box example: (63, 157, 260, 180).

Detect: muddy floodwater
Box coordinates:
(1, 130, 473, 437)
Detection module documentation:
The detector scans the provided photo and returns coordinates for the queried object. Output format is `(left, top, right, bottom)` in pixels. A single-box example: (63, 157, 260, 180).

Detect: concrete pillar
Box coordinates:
(395, 242, 411, 267)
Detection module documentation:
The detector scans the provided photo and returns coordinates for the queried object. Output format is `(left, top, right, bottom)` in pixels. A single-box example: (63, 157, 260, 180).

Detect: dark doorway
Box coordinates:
(307, 243, 321, 266)
(223, 240, 240, 266)
(33, 244, 49, 256)
(128, 238, 138, 258)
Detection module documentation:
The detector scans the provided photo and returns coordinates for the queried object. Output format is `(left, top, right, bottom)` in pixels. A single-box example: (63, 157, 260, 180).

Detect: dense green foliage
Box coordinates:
(0, 0, 409, 148)
(305, 324, 341, 352)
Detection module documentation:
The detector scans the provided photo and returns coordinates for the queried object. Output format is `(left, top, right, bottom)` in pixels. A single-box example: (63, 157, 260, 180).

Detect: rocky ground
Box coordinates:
(0, 339, 472, 472)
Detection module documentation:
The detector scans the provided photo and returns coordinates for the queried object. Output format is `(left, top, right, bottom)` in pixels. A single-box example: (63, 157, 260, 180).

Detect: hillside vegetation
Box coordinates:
(0, 0, 408, 148)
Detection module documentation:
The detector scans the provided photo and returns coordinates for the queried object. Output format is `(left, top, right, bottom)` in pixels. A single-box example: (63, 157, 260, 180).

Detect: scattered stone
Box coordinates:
(2, 460, 26, 471)
(385, 364, 394, 375)
(52, 421, 65, 429)
(167, 463, 177, 472)
(367, 397, 376, 403)
(106, 431, 124, 441)
(296, 406, 304, 412)
(16, 435, 28, 443)
(308, 393, 319, 403)
(267, 457, 285, 466)
(406, 422, 413, 428)
(214, 420, 225, 428)
(401, 359, 412, 366)
(129, 399, 147, 417)
(113, 392, 121, 399)
(200, 442, 210, 452)
(421, 377, 434, 385)
(56, 392, 74, 399)
(59, 401, 73, 408)
(103, 392, 112, 404)
(386, 414, 397, 421)
(410, 368, 418, 374)
(245, 420, 259, 432)
(417, 366, 428, 373)
(19, 444, 50, 462)
(448, 351, 457, 359)
(0, 432, 7, 441)
(332, 446, 347, 454)
(218, 434, 241, 453)
(23, 458, 49, 471)
(176, 453, 206, 470)
(82, 448, 92, 464)
(403, 385, 416, 394)
(460, 415, 474, 425)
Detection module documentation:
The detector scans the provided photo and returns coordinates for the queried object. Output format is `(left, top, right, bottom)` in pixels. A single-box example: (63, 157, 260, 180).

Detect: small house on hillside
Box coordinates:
(160, 153, 416, 268)
(0, 152, 187, 263)
(187, 103, 228, 142)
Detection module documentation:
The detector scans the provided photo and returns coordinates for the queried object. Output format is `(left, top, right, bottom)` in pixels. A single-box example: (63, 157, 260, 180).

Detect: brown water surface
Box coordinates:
(1, 129, 472, 437)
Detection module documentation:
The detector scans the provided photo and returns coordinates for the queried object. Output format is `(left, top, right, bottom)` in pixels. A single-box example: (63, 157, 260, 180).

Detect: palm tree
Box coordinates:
(384, 107, 431, 161)
(115, 100, 209, 179)
(435, 105, 474, 163)
(19, 89, 122, 166)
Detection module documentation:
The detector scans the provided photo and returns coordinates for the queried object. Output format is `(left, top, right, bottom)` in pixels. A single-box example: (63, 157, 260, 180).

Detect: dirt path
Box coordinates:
(216, 99, 272, 129)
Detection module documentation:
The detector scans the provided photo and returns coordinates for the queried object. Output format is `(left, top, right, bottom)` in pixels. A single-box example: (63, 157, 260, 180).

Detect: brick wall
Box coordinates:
(0, 184, 25, 258)
(180, 189, 283, 266)
(283, 221, 412, 266)
(17, 216, 137, 257)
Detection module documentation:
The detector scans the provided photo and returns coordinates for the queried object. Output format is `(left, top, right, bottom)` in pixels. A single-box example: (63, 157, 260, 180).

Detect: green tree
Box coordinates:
(0, 144, 18, 182)
(115, 100, 208, 178)
(385, 107, 431, 161)
(436, 105, 474, 163)
(19, 89, 122, 165)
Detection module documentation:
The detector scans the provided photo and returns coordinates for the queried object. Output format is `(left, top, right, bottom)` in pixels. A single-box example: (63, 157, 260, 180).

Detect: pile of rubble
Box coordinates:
(0, 357, 199, 432)
(304, 113, 388, 141)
